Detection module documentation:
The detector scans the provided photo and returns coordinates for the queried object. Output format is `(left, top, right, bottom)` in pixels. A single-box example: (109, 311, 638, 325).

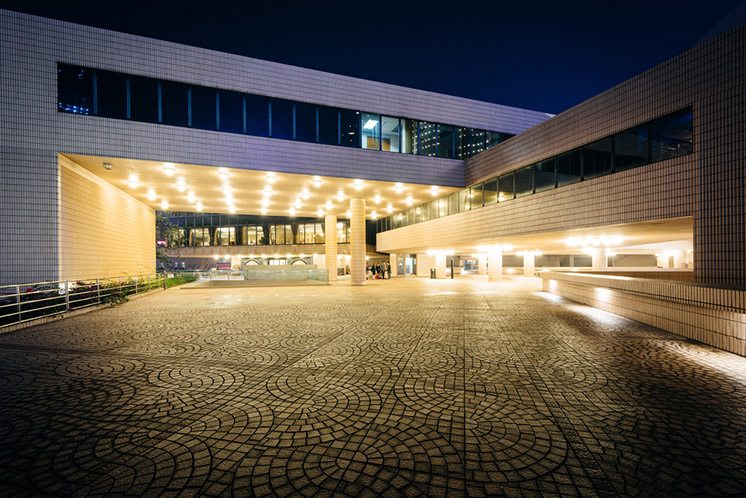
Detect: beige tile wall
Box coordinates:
(58, 155, 155, 280)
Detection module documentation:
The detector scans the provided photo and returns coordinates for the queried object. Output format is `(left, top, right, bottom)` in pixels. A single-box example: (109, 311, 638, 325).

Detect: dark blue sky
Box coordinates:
(1, 0, 741, 113)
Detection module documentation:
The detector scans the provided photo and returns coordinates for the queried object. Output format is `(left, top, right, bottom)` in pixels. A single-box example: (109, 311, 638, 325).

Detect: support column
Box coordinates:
(477, 254, 487, 275)
(324, 214, 337, 281)
(673, 250, 687, 269)
(350, 198, 366, 286)
(389, 253, 397, 277)
(591, 247, 608, 271)
(435, 253, 447, 279)
(488, 246, 503, 282)
(523, 252, 535, 276)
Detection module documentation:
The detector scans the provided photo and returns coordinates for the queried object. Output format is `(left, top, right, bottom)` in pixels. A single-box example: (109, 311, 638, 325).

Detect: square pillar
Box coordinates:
(350, 198, 366, 286)
(591, 247, 608, 271)
(488, 246, 503, 282)
(435, 253, 447, 278)
(324, 214, 337, 281)
(477, 254, 487, 275)
(523, 253, 535, 276)
(389, 253, 397, 277)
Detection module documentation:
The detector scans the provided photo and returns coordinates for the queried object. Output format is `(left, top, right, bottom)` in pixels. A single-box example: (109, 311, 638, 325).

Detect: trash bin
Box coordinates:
(430, 268, 436, 279)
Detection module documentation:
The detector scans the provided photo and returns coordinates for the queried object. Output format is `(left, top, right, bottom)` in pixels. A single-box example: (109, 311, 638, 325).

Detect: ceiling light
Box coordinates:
(370, 210, 378, 220)
(353, 179, 364, 191)
(317, 208, 325, 217)
(345, 210, 351, 218)
(325, 200, 333, 211)
(386, 203, 394, 213)
(102, 162, 113, 171)
(186, 191, 196, 203)
(147, 187, 157, 201)
(127, 173, 139, 189)
(195, 201, 203, 212)
(260, 207, 268, 215)
(336, 189, 346, 201)
(301, 188, 310, 200)
(430, 186, 439, 196)
(261, 198, 270, 208)
(217, 168, 230, 181)
(293, 198, 302, 209)
(160, 199, 169, 210)
(394, 182, 405, 194)
(228, 205, 237, 214)
(362, 119, 379, 130)
(373, 194, 382, 204)
(163, 163, 175, 176)
(175, 177, 186, 192)
(263, 184, 273, 194)
(312, 176, 322, 188)
(405, 196, 414, 206)
(289, 207, 297, 216)
(265, 172, 277, 184)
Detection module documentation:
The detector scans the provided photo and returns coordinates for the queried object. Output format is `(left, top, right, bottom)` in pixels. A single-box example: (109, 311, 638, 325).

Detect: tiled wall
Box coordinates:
(381, 25, 746, 288)
(59, 155, 155, 280)
(0, 9, 548, 285)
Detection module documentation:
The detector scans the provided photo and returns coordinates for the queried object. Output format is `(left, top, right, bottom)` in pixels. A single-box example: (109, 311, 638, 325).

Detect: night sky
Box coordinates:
(1, 0, 741, 114)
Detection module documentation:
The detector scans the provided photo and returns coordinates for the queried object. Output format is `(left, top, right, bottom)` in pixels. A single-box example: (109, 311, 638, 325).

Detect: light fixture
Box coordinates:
(293, 198, 302, 209)
(160, 199, 169, 210)
(195, 201, 203, 212)
(163, 163, 175, 176)
(353, 179, 364, 191)
(260, 207, 268, 215)
(336, 189, 346, 201)
(405, 196, 414, 206)
(325, 200, 333, 211)
(102, 162, 113, 171)
(362, 119, 379, 130)
(317, 208, 325, 217)
(147, 187, 157, 201)
(301, 188, 310, 200)
(498, 194, 506, 202)
(228, 205, 237, 214)
(263, 184, 273, 194)
(386, 203, 394, 213)
(345, 210, 351, 218)
(265, 172, 277, 184)
(289, 207, 297, 216)
(217, 168, 230, 181)
(373, 194, 382, 204)
(187, 191, 196, 203)
(370, 210, 378, 220)
(175, 177, 186, 192)
(312, 176, 322, 188)
(261, 198, 270, 208)
(127, 173, 139, 189)
(394, 182, 405, 194)
(430, 186, 439, 196)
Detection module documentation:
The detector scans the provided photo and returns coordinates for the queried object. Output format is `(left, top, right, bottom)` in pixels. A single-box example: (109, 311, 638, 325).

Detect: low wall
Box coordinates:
(540, 271, 746, 356)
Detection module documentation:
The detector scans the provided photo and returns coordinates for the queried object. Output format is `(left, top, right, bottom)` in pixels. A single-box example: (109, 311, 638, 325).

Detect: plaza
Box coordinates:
(0, 277, 744, 496)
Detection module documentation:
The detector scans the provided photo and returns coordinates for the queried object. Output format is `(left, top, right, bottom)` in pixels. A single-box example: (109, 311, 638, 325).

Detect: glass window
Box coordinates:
(57, 64, 93, 114)
(339, 109, 360, 147)
(129, 76, 158, 123)
(438, 197, 449, 217)
(215, 227, 236, 246)
(483, 179, 498, 205)
(246, 94, 269, 136)
(295, 102, 316, 142)
(257, 226, 265, 245)
(168, 228, 186, 247)
(418, 121, 437, 157)
(270, 99, 293, 139)
(190, 228, 210, 247)
(361, 112, 381, 150)
(534, 159, 556, 193)
(284, 225, 293, 245)
(448, 192, 459, 214)
(498, 173, 514, 201)
(296, 224, 306, 244)
(401, 119, 417, 154)
(414, 206, 424, 223)
(557, 150, 582, 186)
(487, 131, 510, 148)
(651, 109, 693, 162)
(242, 226, 264, 245)
(96, 70, 127, 119)
(218, 90, 244, 133)
(269, 224, 292, 245)
(614, 125, 649, 171)
(436, 125, 455, 159)
(469, 184, 483, 209)
(314, 223, 325, 243)
(381, 116, 400, 152)
(336, 222, 347, 243)
(190, 86, 217, 130)
(514, 165, 534, 197)
(458, 189, 470, 211)
(161, 81, 189, 127)
(583, 137, 613, 179)
(318, 106, 338, 145)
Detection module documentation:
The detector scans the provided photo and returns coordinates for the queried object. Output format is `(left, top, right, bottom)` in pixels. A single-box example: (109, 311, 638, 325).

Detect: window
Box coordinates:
(269, 224, 293, 244)
(457, 128, 488, 159)
(471, 184, 483, 209)
(57, 64, 93, 114)
(614, 125, 649, 171)
(583, 137, 613, 179)
(448, 192, 459, 214)
(242, 226, 264, 245)
(270, 99, 293, 139)
(190, 228, 210, 246)
(401, 119, 417, 154)
(514, 166, 533, 197)
(336, 222, 348, 243)
(381, 116, 400, 152)
(534, 158, 556, 192)
(318, 106, 338, 145)
(437, 125, 455, 159)
(438, 197, 449, 217)
(498, 173, 514, 201)
(246, 95, 269, 136)
(161, 81, 189, 127)
(218, 90, 244, 133)
(557, 150, 582, 186)
(215, 227, 236, 246)
(313, 223, 325, 243)
(168, 228, 186, 247)
(190, 86, 216, 130)
(651, 109, 692, 162)
(488, 131, 509, 148)
(483, 179, 498, 205)
(295, 102, 317, 142)
(418, 121, 437, 157)
(361, 112, 381, 150)
(339, 109, 360, 147)
(96, 70, 127, 119)
(129, 76, 158, 123)
(295, 223, 323, 244)
(459, 189, 471, 211)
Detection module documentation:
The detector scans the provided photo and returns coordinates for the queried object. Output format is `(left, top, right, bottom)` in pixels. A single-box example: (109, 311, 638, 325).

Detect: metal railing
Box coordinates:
(0, 274, 165, 329)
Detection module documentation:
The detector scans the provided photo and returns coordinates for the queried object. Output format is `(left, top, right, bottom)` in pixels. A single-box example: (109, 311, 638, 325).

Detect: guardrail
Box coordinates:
(0, 274, 165, 329)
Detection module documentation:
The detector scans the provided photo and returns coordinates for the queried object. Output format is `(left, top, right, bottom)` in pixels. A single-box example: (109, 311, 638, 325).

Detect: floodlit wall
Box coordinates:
(58, 155, 155, 280)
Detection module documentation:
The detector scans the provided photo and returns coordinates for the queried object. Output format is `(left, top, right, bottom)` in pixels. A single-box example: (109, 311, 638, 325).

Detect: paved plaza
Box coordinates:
(0, 277, 745, 496)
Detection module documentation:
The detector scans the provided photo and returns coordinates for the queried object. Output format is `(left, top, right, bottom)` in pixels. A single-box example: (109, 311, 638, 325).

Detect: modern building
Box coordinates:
(1, 10, 745, 353)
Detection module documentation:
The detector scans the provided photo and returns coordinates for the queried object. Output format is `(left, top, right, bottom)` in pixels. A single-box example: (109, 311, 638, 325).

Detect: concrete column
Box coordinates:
(523, 253, 535, 276)
(477, 254, 487, 275)
(389, 253, 397, 277)
(324, 214, 337, 281)
(488, 246, 503, 282)
(657, 253, 671, 269)
(591, 247, 608, 271)
(350, 198, 366, 286)
(673, 250, 687, 269)
(435, 253, 447, 279)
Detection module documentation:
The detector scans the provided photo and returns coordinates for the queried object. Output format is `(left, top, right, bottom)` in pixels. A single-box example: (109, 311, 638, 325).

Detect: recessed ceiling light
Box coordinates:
(147, 187, 157, 201)
(263, 185, 273, 194)
(430, 186, 439, 196)
(353, 179, 364, 191)
(370, 210, 378, 220)
(160, 199, 169, 210)
(289, 207, 297, 216)
(293, 198, 302, 209)
(301, 188, 310, 200)
(102, 162, 113, 171)
(312, 176, 322, 188)
(228, 205, 237, 214)
(373, 194, 381, 204)
(260, 207, 268, 215)
(386, 203, 394, 213)
(266, 172, 277, 184)
(336, 189, 345, 201)
(195, 201, 203, 212)
(163, 163, 175, 176)
(362, 119, 378, 130)
(345, 210, 351, 218)
(217, 168, 230, 180)
(317, 208, 325, 217)
(405, 196, 414, 206)
(325, 200, 333, 211)
(186, 191, 196, 203)
(176, 177, 186, 192)
(127, 173, 139, 189)
(394, 182, 404, 194)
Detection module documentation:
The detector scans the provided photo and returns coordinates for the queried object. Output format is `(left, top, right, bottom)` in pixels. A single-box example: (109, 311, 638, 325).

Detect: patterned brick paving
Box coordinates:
(0, 277, 745, 496)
